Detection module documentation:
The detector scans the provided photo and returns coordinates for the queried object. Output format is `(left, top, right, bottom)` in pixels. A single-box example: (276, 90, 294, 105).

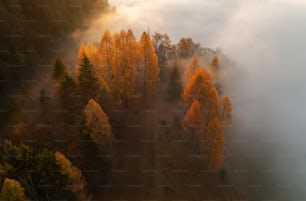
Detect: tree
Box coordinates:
(183, 56, 200, 84)
(59, 74, 79, 123)
(182, 68, 212, 110)
(111, 29, 139, 106)
(177, 37, 196, 58)
(77, 44, 109, 93)
(77, 54, 99, 105)
(208, 128, 224, 170)
(0, 178, 28, 201)
(84, 99, 112, 146)
(152, 32, 174, 65)
(221, 96, 232, 125)
(182, 62, 228, 170)
(168, 61, 182, 99)
(55, 151, 90, 201)
(140, 32, 160, 105)
(53, 58, 67, 81)
(121, 29, 140, 104)
(97, 30, 116, 84)
(77, 44, 97, 66)
(36, 149, 73, 200)
(209, 55, 222, 92)
(204, 88, 224, 170)
(209, 55, 219, 76)
(183, 100, 203, 152)
(0, 141, 78, 200)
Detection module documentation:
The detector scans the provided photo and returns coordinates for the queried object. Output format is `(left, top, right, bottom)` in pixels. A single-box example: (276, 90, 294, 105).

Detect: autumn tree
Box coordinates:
(182, 57, 230, 170)
(209, 55, 222, 93)
(203, 88, 223, 163)
(177, 37, 198, 58)
(0, 178, 28, 201)
(77, 44, 97, 66)
(0, 141, 76, 200)
(97, 30, 116, 86)
(182, 68, 212, 110)
(183, 55, 200, 84)
(111, 29, 139, 106)
(209, 55, 219, 77)
(77, 44, 109, 93)
(208, 128, 224, 170)
(83, 99, 112, 147)
(77, 54, 99, 105)
(81, 99, 112, 190)
(183, 100, 203, 152)
(122, 29, 140, 103)
(140, 32, 160, 105)
(55, 151, 90, 201)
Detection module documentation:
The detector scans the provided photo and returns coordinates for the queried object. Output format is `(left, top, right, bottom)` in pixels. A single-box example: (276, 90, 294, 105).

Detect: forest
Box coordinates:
(0, 1, 242, 201)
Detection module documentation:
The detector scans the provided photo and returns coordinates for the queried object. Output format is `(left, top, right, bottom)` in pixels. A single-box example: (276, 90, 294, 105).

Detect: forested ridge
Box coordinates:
(0, 0, 110, 125)
(0, 1, 243, 200)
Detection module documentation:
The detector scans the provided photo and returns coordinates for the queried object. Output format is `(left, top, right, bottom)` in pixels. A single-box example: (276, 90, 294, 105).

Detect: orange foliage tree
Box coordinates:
(76, 29, 160, 108)
(182, 68, 212, 110)
(112, 30, 139, 106)
(183, 100, 203, 151)
(84, 99, 112, 146)
(183, 55, 200, 84)
(140, 32, 160, 105)
(182, 57, 232, 170)
(55, 151, 90, 201)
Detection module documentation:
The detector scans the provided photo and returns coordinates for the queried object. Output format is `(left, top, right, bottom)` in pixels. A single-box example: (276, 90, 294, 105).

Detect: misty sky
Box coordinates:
(98, 0, 306, 199)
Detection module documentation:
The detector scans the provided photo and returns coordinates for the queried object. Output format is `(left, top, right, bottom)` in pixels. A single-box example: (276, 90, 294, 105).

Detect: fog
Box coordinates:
(74, 0, 306, 199)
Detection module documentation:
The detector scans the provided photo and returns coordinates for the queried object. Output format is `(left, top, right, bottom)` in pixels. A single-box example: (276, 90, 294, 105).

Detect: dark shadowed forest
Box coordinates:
(0, 1, 246, 200)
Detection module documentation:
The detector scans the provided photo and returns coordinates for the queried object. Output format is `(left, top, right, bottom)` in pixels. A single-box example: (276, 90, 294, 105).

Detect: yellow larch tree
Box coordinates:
(204, 87, 224, 170)
(55, 151, 90, 201)
(97, 30, 116, 88)
(0, 178, 28, 201)
(140, 32, 160, 105)
(123, 29, 141, 101)
(182, 57, 228, 170)
(183, 100, 203, 139)
(208, 127, 224, 170)
(182, 68, 212, 110)
(182, 55, 200, 84)
(112, 29, 140, 106)
(84, 99, 112, 146)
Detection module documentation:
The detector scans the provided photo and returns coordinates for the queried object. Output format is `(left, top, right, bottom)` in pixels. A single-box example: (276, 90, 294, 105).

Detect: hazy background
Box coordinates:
(75, 0, 306, 200)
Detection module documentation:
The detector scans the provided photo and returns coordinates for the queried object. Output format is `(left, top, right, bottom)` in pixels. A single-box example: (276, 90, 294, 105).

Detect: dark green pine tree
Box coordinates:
(168, 62, 182, 99)
(78, 54, 99, 105)
(53, 59, 67, 81)
(59, 74, 79, 123)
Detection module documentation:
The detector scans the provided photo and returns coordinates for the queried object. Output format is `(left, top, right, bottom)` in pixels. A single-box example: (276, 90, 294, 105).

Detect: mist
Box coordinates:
(87, 0, 306, 200)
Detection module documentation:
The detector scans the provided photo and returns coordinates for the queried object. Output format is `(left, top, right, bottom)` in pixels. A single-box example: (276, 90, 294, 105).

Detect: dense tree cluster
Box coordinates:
(0, 140, 88, 200)
(0, 0, 110, 127)
(182, 56, 232, 170)
(0, 19, 233, 199)
(76, 30, 159, 107)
